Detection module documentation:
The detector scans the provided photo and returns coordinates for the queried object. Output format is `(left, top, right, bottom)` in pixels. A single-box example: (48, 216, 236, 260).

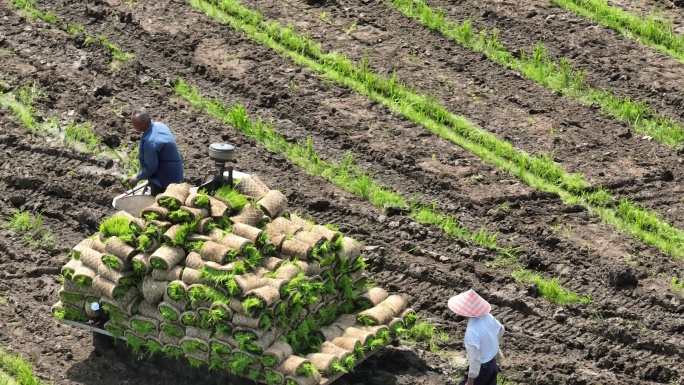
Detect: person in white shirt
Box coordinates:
(448, 289, 505, 385)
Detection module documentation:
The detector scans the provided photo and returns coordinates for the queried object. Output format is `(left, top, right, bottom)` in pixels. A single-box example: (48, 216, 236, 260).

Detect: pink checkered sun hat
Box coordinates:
(448, 289, 491, 318)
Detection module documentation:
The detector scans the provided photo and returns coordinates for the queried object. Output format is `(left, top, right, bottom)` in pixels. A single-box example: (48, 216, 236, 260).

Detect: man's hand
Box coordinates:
(126, 175, 139, 189)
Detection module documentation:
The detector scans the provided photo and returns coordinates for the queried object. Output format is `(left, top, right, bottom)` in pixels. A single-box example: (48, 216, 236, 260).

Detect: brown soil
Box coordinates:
(0, 1, 683, 385)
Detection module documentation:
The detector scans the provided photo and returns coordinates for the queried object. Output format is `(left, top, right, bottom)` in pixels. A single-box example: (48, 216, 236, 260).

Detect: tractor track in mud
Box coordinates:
(1, 0, 684, 384)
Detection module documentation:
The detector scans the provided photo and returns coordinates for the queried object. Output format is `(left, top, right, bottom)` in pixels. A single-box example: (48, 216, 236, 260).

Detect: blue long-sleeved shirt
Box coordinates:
(136, 122, 184, 188)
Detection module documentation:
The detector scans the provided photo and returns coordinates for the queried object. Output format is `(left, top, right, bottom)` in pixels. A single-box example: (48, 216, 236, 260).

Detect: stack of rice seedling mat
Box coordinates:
(53, 176, 418, 384)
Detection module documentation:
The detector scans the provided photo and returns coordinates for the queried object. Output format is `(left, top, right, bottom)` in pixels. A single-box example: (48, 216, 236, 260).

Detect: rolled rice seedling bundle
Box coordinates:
(179, 206, 209, 222)
(185, 325, 213, 341)
(380, 295, 408, 317)
(214, 329, 239, 346)
(112, 210, 147, 233)
(281, 239, 312, 261)
(163, 276, 188, 301)
(105, 236, 137, 260)
(197, 217, 214, 234)
(181, 310, 199, 327)
(342, 328, 375, 347)
(305, 352, 345, 376)
(90, 237, 106, 253)
(61, 279, 87, 295)
(264, 368, 286, 385)
(180, 336, 209, 355)
(58, 287, 85, 305)
(156, 183, 191, 211)
(257, 190, 288, 218)
(61, 258, 81, 280)
(339, 237, 361, 259)
(269, 233, 287, 252)
(207, 228, 224, 242)
(292, 231, 326, 251)
(100, 292, 142, 318)
(231, 223, 263, 245)
(149, 220, 173, 235)
(150, 245, 185, 271)
(137, 300, 162, 322)
(232, 312, 261, 330)
(209, 301, 233, 324)
(141, 203, 170, 221)
(310, 225, 341, 243)
(230, 203, 268, 227)
(208, 196, 230, 218)
(388, 318, 405, 333)
(228, 350, 259, 376)
(101, 253, 130, 272)
(159, 324, 183, 345)
(135, 234, 159, 253)
(79, 248, 104, 271)
(357, 304, 394, 327)
(237, 174, 270, 200)
(73, 264, 96, 288)
(246, 329, 280, 356)
(288, 214, 313, 231)
(210, 338, 234, 358)
(285, 373, 321, 385)
(200, 241, 238, 264)
(182, 267, 209, 286)
(266, 217, 304, 238)
(356, 287, 388, 310)
(401, 308, 418, 327)
(320, 342, 355, 371)
(184, 192, 205, 208)
(234, 274, 265, 296)
(128, 315, 160, 337)
(132, 253, 152, 274)
(163, 290, 190, 312)
(273, 263, 300, 281)
(261, 278, 288, 293)
(262, 256, 284, 271)
(146, 336, 164, 356)
(142, 276, 167, 303)
(296, 261, 321, 277)
(331, 337, 364, 357)
(349, 269, 365, 284)
(278, 356, 320, 383)
(158, 301, 182, 322)
(51, 301, 88, 322)
(104, 320, 124, 339)
(124, 329, 148, 353)
(97, 265, 137, 288)
(187, 284, 213, 309)
(162, 224, 182, 243)
(317, 326, 343, 342)
(261, 340, 292, 368)
(71, 238, 94, 259)
(243, 286, 280, 317)
(218, 233, 250, 252)
(153, 266, 184, 282)
(184, 251, 205, 269)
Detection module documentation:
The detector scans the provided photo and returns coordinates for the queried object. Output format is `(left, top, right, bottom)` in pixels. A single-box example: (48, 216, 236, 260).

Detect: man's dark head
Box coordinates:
(131, 107, 152, 132)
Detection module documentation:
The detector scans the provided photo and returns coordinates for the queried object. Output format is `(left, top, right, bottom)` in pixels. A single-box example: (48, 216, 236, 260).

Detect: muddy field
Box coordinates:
(1, 0, 684, 384)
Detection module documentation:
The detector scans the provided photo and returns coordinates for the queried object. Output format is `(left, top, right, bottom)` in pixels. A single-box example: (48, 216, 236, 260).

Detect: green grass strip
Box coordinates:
(188, 0, 684, 258)
(512, 269, 591, 304)
(551, 0, 684, 63)
(173, 78, 589, 304)
(0, 349, 50, 385)
(8, 0, 134, 63)
(389, 0, 684, 148)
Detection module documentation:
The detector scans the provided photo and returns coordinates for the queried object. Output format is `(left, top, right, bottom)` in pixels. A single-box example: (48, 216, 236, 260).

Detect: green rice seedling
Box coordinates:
(213, 216, 233, 231)
(167, 282, 186, 301)
(234, 332, 256, 351)
(104, 324, 123, 339)
(256, 231, 268, 247)
(132, 260, 147, 275)
(209, 306, 230, 324)
(161, 324, 183, 339)
(101, 303, 125, 323)
(228, 352, 253, 375)
(136, 234, 152, 252)
(357, 314, 376, 327)
(146, 339, 163, 357)
(131, 320, 157, 336)
(265, 369, 282, 384)
(403, 312, 418, 327)
(181, 313, 198, 327)
(342, 354, 356, 372)
(187, 285, 211, 303)
(248, 369, 261, 381)
(52, 307, 88, 322)
(298, 363, 317, 379)
(159, 305, 179, 322)
(231, 260, 247, 275)
(215, 186, 248, 211)
(330, 359, 348, 374)
(74, 275, 93, 288)
(169, 210, 192, 224)
(119, 275, 139, 287)
(187, 241, 205, 253)
(260, 354, 277, 367)
(195, 194, 211, 208)
(59, 291, 84, 304)
(670, 276, 684, 296)
(64, 121, 100, 152)
(187, 357, 203, 368)
(209, 357, 225, 371)
(61, 270, 74, 280)
(162, 345, 183, 359)
(243, 244, 262, 270)
(369, 337, 386, 350)
(260, 314, 272, 330)
(125, 333, 145, 353)
(99, 217, 133, 238)
(144, 212, 160, 222)
(113, 286, 130, 300)
(214, 322, 231, 335)
(512, 269, 591, 304)
(158, 197, 181, 211)
(149, 258, 168, 270)
(211, 342, 232, 357)
(377, 329, 391, 344)
(198, 309, 213, 330)
(102, 255, 122, 270)
(0, 349, 52, 385)
(97, 35, 135, 62)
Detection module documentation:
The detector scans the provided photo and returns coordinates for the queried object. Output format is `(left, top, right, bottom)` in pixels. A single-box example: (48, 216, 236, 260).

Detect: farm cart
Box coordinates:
(53, 143, 417, 385)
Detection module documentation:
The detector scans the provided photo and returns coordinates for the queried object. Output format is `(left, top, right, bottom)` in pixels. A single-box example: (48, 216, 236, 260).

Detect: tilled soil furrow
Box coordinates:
(230, 0, 684, 233)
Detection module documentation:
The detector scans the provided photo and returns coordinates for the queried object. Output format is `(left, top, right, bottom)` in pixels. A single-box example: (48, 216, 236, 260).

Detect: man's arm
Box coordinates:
(136, 140, 159, 181)
(465, 342, 481, 385)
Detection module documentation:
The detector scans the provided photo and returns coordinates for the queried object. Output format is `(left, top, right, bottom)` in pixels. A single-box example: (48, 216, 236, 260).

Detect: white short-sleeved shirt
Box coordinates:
(464, 314, 504, 377)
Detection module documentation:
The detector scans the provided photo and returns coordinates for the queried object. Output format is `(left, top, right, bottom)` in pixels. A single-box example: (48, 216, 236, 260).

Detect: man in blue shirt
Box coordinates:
(126, 108, 184, 195)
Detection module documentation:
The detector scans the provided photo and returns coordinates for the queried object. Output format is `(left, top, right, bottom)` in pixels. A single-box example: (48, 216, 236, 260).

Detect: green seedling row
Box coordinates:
(187, 0, 684, 259)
